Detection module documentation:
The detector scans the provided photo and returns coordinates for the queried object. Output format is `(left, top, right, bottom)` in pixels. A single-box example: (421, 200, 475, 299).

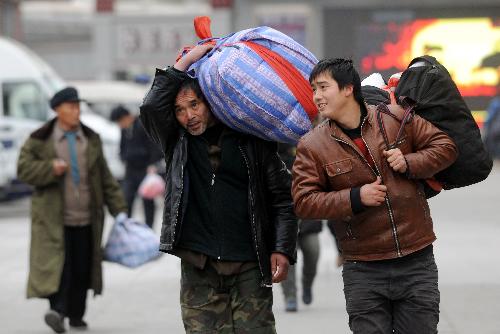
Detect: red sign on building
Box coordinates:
(211, 0, 233, 8)
(96, 0, 114, 13)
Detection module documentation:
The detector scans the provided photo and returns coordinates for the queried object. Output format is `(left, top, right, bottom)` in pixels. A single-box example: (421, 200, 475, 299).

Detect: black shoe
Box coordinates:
(302, 287, 313, 305)
(44, 310, 66, 333)
(69, 318, 88, 331)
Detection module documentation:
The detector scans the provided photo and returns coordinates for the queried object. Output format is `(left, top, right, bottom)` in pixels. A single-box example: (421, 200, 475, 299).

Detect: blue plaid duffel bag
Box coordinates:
(184, 17, 318, 144)
(103, 215, 161, 268)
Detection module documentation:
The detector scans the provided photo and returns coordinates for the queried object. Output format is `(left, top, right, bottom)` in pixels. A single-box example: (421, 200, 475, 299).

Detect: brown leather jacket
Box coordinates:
(292, 104, 458, 261)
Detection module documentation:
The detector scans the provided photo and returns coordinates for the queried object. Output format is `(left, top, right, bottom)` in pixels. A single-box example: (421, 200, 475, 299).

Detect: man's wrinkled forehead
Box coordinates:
(175, 88, 199, 105)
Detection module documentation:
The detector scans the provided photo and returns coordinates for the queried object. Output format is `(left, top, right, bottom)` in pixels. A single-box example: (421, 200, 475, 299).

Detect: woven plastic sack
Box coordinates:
(185, 18, 318, 144)
(138, 173, 165, 199)
(104, 215, 161, 268)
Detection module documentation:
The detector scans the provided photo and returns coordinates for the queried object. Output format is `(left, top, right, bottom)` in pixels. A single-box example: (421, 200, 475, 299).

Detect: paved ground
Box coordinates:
(1, 163, 499, 333)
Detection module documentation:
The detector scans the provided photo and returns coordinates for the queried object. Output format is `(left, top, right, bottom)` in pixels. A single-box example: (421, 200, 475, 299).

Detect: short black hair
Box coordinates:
(110, 105, 130, 122)
(177, 77, 209, 106)
(309, 58, 364, 105)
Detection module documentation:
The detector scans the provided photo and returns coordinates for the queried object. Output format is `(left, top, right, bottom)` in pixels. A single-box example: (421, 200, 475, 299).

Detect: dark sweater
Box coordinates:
(339, 105, 369, 215)
(178, 124, 256, 261)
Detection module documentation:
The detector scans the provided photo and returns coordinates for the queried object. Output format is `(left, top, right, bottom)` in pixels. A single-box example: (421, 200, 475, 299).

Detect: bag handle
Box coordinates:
(376, 97, 443, 194)
(376, 96, 416, 150)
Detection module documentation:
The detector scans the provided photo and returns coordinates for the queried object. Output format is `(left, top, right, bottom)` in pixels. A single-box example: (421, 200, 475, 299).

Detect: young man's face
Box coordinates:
(310, 72, 353, 121)
(175, 88, 215, 136)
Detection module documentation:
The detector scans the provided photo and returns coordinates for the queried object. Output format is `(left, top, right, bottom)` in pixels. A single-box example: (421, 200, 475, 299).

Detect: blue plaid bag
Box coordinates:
(103, 216, 161, 268)
(186, 24, 318, 144)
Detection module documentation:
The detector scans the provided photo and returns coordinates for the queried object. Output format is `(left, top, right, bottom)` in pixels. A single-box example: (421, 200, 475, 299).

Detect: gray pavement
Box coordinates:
(1, 163, 499, 333)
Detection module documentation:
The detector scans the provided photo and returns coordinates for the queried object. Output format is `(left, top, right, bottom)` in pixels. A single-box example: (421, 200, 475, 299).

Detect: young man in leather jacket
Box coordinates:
(140, 44, 297, 333)
(292, 58, 458, 334)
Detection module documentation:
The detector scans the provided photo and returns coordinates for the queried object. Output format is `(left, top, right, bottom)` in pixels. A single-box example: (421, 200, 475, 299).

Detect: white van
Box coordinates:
(70, 80, 149, 120)
(0, 37, 124, 199)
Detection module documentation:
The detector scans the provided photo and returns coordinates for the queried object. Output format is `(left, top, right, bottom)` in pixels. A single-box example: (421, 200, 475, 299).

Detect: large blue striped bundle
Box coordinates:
(188, 26, 318, 144)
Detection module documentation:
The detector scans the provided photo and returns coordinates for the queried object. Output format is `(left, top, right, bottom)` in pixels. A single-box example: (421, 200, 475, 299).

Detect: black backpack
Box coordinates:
(363, 55, 493, 190)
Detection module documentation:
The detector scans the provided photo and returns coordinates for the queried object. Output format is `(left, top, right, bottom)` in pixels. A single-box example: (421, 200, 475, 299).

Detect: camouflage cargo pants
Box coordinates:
(180, 260, 276, 334)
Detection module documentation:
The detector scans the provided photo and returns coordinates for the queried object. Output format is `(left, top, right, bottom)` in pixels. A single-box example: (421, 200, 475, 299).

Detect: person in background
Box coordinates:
(281, 218, 322, 312)
(325, 219, 344, 267)
(140, 44, 297, 333)
(484, 82, 500, 160)
(110, 105, 163, 228)
(17, 87, 127, 333)
(278, 144, 321, 312)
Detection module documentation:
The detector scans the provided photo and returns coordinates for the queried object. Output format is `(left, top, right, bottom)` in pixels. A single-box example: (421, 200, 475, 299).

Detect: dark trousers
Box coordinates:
(326, 220, 342, 253)
(282, 232, 320, 301)
(342, 247, 440, 334)
(48, 225, 92, 320)
(123, 167, 155, 228)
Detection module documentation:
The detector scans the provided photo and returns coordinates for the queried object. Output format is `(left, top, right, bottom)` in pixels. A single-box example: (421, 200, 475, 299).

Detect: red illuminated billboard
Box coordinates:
(324, 9, 500, 128)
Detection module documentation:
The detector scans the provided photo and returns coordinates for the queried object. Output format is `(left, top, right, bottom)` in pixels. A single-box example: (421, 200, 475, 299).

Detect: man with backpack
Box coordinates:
(291, 58, 458, 333)
(140, 44, 297, 333)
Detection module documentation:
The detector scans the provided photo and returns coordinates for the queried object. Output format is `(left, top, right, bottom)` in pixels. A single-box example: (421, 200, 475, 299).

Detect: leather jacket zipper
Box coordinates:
(331, 118, 402, 257)
(172, 135, 186, 244)
(360, 133, 402, 257)
(238, 144, 267, 286)
(211, 171, 221, 259)
(346, 222, 355, 239)
(172, 164, 184, 244)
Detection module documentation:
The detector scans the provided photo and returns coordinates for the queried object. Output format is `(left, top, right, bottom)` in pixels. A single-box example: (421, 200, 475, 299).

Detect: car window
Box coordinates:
(2, 81, 48, 121)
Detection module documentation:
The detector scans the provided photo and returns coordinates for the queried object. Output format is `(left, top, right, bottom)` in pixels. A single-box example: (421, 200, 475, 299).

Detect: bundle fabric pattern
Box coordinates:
(186, 17, 318, 144)
(104, 216, 161, 268)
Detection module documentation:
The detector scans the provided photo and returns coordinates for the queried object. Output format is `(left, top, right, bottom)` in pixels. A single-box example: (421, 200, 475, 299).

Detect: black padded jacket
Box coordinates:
(139, 67, 298, 286)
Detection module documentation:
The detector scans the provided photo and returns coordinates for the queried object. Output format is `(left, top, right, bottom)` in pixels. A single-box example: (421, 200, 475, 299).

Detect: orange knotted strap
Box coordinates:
(175, 16, 216, 62)
(194, 16, 213, 39)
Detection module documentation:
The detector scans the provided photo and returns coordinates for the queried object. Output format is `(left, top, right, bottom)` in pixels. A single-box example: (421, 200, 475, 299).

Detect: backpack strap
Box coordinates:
(375, 96, 443, 195)
(375, 96, 416, 150)
(375, 104, 394, 150)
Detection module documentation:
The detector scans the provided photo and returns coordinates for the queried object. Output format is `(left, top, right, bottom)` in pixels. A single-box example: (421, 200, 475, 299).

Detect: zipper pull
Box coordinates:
(211, 173, 215, 186)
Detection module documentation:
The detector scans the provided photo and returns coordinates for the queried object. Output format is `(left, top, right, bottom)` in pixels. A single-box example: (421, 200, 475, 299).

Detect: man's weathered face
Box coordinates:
(175, 88, 215, 136)
(55, 101, 81, 130)
(311, 72, 352, 121)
